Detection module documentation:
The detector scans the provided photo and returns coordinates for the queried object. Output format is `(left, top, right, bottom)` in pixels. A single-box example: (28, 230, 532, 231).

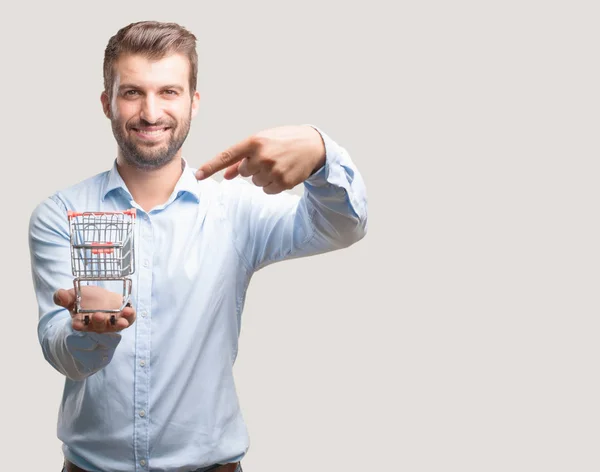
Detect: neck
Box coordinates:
(116, 154, 184, 213)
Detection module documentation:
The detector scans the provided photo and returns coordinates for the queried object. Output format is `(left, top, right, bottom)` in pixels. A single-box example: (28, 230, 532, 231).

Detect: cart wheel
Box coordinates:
(110, 315, 116, 326)
(84, 315, 90, 325)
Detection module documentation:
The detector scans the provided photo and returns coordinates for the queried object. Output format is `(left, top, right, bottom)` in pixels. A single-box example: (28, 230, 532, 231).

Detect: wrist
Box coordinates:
(309, 128, 326, 175)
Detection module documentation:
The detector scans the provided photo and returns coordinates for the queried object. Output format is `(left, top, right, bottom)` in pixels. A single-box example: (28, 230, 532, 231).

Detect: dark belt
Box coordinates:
(65, 459, 239, 472)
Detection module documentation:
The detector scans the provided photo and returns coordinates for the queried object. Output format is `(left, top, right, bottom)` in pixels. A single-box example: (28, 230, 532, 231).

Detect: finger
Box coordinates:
(196, 138, 257, 180)
(238, 157, 261, 178)
(111, 316, 131, 331)
(118, 306, 136, 328)
(72, 304, 135, 332)
(72, 317, 87, 331)
(90, 312, 108, 333)
(263, 182, 284, 195)
(252, 172, 272, 187)
(106, 305, 136, 332)
(54, 288, 76, 309)
(223, 162, 241, 180)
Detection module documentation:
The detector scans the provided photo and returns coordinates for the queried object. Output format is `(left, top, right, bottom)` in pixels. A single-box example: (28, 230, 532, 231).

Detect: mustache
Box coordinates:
(129, 118, 176, 129)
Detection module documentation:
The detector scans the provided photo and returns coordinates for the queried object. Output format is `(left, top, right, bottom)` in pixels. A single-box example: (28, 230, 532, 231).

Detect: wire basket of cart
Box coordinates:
(68, 209, 136, 325)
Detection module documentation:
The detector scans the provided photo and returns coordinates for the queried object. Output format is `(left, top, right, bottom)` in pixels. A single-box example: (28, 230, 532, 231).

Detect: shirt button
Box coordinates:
(141, 311, 148, 317)
(102, 356, 108, 362)
(140, 459, 146, 466)
(139, 410, 146, 417)
(143, 259, 149, 268)
(140, 360, 146, 367)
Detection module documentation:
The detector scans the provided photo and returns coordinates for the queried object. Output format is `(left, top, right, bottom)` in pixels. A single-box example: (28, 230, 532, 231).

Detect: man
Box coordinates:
(29, 20, 367, 472)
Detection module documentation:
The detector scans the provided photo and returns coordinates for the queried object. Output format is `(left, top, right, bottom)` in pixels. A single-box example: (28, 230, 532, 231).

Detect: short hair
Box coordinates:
(103, 21, 198, 98)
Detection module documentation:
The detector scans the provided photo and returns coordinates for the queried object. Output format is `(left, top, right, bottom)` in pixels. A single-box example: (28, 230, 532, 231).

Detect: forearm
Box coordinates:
(31, 197, 122, 380)
(39, 312, 121, 381)
(224, 126, 367, 270)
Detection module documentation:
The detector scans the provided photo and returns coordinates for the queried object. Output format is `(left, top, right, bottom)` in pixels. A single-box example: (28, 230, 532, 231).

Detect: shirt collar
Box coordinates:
(172, 159, 201, 202)
(101, 158, 201, 203)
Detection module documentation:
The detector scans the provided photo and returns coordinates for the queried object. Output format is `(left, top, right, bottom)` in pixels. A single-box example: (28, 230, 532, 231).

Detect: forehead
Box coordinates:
(113, 53, 190, 90)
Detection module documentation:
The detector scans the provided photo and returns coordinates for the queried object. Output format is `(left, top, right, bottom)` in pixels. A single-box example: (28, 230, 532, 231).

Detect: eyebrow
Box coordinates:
(159, 85, 185, 92)
(118, 84, 185, 92)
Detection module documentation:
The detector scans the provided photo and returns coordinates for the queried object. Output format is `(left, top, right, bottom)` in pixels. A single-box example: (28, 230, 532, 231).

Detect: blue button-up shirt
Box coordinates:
(29, 127, 367, 472)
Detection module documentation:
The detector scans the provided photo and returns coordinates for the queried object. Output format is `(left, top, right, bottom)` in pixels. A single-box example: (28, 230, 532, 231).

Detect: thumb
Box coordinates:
(53, 288, 75, 308)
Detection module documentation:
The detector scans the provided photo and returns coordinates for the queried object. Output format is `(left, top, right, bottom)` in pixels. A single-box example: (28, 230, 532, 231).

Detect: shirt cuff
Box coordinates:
(303, 124, 342, 187)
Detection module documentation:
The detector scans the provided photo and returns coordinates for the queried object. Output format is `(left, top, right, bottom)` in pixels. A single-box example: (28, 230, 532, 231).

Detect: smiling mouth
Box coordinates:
(131, 127, 171, 138)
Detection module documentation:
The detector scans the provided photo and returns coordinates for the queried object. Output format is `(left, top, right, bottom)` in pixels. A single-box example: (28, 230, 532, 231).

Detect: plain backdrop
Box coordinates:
(1, 1, 599, 471)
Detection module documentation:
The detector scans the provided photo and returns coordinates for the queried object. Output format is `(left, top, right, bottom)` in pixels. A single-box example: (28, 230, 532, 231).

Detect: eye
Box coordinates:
(124, 90, 139, 96)
(163, 90, 178, 96)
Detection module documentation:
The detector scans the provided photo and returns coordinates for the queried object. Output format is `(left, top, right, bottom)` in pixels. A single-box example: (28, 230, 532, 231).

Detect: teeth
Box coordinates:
(137, 129, 166, 136)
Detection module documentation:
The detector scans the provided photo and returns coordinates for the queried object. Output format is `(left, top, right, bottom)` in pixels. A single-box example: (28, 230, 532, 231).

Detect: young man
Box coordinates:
(29, 21, 367, 472)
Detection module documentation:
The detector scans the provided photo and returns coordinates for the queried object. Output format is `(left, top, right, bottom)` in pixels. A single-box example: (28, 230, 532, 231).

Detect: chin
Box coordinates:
(121, 149, 174, 171)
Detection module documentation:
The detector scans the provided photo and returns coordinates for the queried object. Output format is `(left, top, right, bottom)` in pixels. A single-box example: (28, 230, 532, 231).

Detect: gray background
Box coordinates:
(1, 0, 598, 471)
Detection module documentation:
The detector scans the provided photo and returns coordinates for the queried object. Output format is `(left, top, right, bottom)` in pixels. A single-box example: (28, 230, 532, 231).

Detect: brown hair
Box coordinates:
(103, 21, 198, 98)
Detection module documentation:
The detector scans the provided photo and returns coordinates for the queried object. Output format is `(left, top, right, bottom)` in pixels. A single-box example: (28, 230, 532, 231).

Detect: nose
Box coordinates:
(140, 94, 161, 124)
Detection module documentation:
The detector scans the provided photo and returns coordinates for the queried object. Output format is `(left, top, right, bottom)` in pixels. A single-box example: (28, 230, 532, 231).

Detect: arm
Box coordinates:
(197, 125, 367, 270)
(29, 197, 126, 381)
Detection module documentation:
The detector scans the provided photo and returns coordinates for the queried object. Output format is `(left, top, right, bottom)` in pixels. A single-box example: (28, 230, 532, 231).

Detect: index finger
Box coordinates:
(195, 137, 257, 180)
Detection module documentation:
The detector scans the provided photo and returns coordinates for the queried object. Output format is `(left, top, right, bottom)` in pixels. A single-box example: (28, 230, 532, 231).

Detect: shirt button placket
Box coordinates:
(134, 214, 153, 471)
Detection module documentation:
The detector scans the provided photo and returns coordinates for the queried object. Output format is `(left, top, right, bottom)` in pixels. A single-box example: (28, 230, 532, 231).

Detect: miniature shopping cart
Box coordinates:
(68, 209, 136, 326)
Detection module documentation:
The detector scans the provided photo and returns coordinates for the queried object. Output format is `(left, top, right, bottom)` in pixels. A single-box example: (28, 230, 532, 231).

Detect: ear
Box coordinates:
(190, 90, 201, 119)
(100, 91, 111, 119)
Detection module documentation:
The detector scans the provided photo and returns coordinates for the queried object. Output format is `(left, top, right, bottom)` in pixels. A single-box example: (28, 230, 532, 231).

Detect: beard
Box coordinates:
(111, 113, 191, 171)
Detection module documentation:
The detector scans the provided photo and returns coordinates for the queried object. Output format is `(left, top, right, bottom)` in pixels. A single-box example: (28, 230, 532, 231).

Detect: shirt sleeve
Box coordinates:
(222, 125, 368, 271)
(29, 196, 122, 381)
